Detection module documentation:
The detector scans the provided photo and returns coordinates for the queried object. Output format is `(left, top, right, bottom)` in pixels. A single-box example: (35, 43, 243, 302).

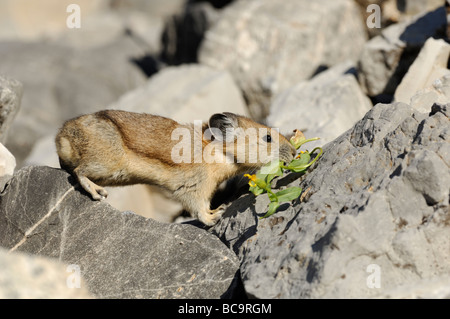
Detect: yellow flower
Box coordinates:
(244, 174, 257, 187)
(244, 174, 256, 181)
(296, 151, 306, 159)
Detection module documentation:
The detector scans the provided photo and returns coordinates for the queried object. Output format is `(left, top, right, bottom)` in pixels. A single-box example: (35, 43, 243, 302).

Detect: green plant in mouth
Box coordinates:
(244, 130, 323, 219)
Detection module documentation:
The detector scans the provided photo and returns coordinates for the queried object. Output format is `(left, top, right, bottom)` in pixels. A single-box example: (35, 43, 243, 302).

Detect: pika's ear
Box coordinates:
(208, 113, 239, 142)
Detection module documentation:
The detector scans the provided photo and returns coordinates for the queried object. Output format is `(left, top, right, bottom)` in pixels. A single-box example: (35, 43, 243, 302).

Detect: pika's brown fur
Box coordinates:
(55, 110, 296, 225)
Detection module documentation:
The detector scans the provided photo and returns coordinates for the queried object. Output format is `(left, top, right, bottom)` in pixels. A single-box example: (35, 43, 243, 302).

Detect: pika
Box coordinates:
(55, 110, 296, 226)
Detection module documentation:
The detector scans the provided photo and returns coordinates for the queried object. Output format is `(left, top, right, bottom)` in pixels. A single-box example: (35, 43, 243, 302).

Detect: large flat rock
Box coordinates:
(212, 102, 450, 298)
(199, 0, 367, 119)
(0, 166, 240, 298)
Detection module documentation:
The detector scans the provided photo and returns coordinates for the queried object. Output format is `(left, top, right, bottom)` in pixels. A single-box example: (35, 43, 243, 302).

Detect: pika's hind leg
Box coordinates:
(73, 167, 108, 200)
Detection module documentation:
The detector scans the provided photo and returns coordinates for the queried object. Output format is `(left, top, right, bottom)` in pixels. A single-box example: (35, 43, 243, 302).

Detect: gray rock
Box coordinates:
(54, 35, 148, 121)
(397, 0, 445, 17)
(0, 37, 147, 166)
(447, 0, 450, 39)
(358, 6, 447, 97)
(0, 166, 240, 299)
(0, 75, 22, 143)
(0, 0, 110, 42)
(267, 62, 373, 150)
(375, 275, 450, 298)
(394, 37, 450, 109)
(211, 102, 450, 298)
(108, 64, 248, 122)
(353, 1, 401, 38)
(0, 248, 92, 299)
(0, 42, 69, 164)
(161, 2, 219, 65)
(0, 143, 15, 192)
(23, 134, 59, 168)
(409, 74, 450, 112)
(110, 0, 186, 19)
(54, 10, 163, 54)
(199, 0, 367, 120)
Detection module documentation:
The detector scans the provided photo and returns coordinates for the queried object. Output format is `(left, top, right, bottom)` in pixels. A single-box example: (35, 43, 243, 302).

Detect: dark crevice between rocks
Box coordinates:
(160, 2, 217, 66)
(188, 0, 235, 9)
(220, 269, 248, 299)
(380, 7, 448, 97)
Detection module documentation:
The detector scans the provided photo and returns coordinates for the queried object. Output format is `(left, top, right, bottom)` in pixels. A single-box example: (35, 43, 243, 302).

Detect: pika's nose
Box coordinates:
(282, 143, 296, 163)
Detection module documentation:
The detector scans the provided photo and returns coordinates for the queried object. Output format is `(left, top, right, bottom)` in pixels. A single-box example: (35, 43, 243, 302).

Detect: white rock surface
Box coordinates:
(199, 0, 367, 119)
(0, 143, 16, 192)
(394, 37, 450, 110)
(108, 64, 248, 122)
(0, 248, 92, 299)
(268, 62, 372, 150)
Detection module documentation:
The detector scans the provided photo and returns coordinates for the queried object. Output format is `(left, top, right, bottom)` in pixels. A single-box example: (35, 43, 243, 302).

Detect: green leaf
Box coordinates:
(268, 191, 277, 202)
(259, 160, 283, 175)
(284, 148, 324, 173)
(266, 168, 283, 184)
(255, 171, 268, 180)
(288, 153, 311, 168)
(249, 185, 264, 196)
(287, 165, 310, 173)
(260, 201, 280, 219)
(273, 187, 302, 202)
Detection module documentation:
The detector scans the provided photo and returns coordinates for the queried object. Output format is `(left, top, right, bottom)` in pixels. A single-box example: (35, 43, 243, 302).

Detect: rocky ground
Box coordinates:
(0, 0, 449, 298)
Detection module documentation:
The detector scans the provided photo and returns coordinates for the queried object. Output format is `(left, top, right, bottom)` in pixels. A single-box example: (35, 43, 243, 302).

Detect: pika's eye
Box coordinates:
(262, 134, 272, 143)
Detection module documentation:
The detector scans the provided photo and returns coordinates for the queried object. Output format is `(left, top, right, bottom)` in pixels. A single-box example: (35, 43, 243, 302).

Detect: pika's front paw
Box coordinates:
(77, 175, 108, 201)
(199, 204, 226, 226)
(94, 187, 108, 200)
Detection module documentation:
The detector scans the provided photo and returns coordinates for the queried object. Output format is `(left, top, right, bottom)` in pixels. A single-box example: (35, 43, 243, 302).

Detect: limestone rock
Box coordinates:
(0, 166, 240, 298)
(0, 248, 92, 299)
(211, 102, 450, 298)
(267, 62, 372, 150)
(109, 0, 186, 19)
(0, 0, 109, 41)
(0, 143, 16, 192)
(161, 2, 219, 65)
(394, 37, 450, 110)
(376, 275, 450, 298)
(0, 38, 147, 165)
(199, 0, 367, 119)
(410, 74, 450, 112)
(105, 185, 183, 223)
(358, 6, 447, 97)
(397, 0, 445, 17)
(447, 0, 450, 39)
(0, 76, 22, 143)
(108, 64, 248, 122)
(23, 134, 59, 168)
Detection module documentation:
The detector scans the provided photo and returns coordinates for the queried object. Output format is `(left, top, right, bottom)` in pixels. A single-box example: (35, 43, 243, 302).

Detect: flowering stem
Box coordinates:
(266, 187, 277, 199)
(308, 147, 323, 167)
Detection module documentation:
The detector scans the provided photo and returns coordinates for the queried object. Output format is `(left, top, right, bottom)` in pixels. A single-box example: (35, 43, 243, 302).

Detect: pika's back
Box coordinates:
(96, 110, 179, 162)
(56, 110, 181, 170)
